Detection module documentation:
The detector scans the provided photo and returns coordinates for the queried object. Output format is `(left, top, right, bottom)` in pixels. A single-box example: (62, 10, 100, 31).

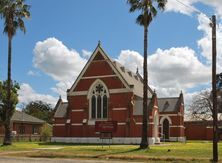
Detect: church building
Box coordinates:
(52, 43, 185, 144)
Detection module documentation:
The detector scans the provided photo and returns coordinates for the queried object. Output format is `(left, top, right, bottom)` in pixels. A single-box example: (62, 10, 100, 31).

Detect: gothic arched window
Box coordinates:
(89, 82, 109, 119)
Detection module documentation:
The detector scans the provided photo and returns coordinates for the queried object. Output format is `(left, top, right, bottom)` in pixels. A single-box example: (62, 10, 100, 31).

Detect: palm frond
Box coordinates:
(18, 18, 26, 33)
(157, 0, 167, 10)
(128, 0, 167, 27)
(136, 14, 144, 26)
(127, 0, 141, 12)
(1, 0, 30, 36)
(150, 5, 157, 17)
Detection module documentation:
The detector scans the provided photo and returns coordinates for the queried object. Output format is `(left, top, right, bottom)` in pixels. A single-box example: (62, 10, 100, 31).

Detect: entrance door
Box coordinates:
(163, 119, 169, 140)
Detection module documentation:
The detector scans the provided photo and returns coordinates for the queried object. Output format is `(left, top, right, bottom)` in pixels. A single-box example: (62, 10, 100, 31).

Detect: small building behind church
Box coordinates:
(0, 110, 46, 141)
(52, 43, 185, 144)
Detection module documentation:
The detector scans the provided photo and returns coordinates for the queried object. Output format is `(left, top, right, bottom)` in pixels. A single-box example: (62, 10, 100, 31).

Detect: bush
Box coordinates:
(40, 123, 52, 142)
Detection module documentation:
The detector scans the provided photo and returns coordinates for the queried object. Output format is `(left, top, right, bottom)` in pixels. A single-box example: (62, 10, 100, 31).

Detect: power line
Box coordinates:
(174, 0, 210, 20)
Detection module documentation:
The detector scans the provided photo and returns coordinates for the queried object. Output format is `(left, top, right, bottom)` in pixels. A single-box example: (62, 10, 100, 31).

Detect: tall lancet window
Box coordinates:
(89, 81, 109, 119)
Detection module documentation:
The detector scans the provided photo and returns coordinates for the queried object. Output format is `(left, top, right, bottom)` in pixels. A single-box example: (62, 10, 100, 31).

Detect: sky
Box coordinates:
(0, 0, 222, 109)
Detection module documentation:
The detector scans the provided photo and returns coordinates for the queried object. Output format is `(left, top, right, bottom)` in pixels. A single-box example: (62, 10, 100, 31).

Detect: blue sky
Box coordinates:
(0, 0, 222, 107)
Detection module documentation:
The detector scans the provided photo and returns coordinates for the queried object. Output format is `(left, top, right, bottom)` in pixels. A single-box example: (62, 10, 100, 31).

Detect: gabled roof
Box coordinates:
(158, 92, 184, 113)
(54, 98, 68, 118)
(158, 98, 180, 113)
(133, 93, 157, 115)
(67, 42, 153, 98)
(113, 61, 153, 98)
(11, 110, 45, 124)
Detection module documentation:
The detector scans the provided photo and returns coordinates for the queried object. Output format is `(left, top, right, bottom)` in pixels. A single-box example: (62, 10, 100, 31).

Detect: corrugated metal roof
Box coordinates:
(158, 98, 180, 113)
(11, 110, 45, 124)
(133, 94, 156, 115)
(113, 61, 153, 98)
(54, 102, 68, 118)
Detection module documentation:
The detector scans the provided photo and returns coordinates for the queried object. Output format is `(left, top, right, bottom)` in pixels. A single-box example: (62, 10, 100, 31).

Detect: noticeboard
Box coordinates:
(95, 121, 117, 133)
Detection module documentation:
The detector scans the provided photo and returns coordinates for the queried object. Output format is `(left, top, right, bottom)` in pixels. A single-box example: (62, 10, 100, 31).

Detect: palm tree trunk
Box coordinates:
(3, 35, 12, 145)
(140, 25, 149, 149)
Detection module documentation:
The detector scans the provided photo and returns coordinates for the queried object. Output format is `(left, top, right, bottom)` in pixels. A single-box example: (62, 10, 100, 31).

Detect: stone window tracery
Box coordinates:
(90, 82, 108, 119)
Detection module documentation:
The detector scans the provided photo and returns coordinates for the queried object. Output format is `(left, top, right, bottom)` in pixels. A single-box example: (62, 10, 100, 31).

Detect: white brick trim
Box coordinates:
(51, 137, 159, 145)
(118, 122, 126, 125)
(71, 123, 83, 126)
(169, 137, 186, 142)
(68, 88, 131, 96)
(53, 124, 65, 126)
(170, 125, 185, 128)
(112, 108, 127, 111)
(72, 109, 84, 112)
(82, 75, 117, 79)
(159, 114, 181, 116)
(135, 122, 154, 125)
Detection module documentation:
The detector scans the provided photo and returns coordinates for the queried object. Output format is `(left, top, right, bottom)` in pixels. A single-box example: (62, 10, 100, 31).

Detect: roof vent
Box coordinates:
(113, 61, 116, 66)
(134, 75, 138, 80)
(128, 71, 132, 77)
(120, 66, 125, 72)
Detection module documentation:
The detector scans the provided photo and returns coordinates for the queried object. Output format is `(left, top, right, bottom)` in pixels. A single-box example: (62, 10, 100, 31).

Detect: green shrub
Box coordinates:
(40, 123, 52, 142)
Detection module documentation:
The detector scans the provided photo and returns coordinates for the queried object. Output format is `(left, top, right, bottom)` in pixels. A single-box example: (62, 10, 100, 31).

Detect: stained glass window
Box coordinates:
(90, 82, 108, 119)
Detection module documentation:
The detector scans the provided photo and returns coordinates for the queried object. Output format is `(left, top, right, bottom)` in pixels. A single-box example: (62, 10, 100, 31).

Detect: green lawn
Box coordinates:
(0, 141, 221, 162)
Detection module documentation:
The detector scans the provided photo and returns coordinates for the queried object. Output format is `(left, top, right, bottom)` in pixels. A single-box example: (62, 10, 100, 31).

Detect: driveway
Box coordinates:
(0, 156, 143, 163)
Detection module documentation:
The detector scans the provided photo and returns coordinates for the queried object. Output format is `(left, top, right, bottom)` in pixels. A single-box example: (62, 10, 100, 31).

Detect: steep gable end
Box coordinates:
(158, 92, 184, 113)
(68, 43, 131, 95)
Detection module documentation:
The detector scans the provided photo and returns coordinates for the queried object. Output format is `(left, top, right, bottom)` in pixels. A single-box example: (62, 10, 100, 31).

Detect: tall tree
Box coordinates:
(127, 0, 167, 149)
(188, 90, 222, 121)
(0, 80, 19, 144)
(0, 0, 30, 145)
(23, 101, 55, 124)
(0, 0, 8, 78)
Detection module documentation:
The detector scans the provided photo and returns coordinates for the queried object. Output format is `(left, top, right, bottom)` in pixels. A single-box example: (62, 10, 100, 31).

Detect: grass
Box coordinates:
(0, 141, 221, 162)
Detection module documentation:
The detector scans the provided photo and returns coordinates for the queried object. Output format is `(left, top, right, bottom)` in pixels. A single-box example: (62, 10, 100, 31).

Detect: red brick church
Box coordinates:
(52, 43, 185, 144)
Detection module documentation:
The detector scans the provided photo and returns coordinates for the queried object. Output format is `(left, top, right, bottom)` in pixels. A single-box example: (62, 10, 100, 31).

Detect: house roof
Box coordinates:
(11, 110, 45, 124)
(67, 43, 153, 98)
(54, 99, 68, 118)
(113, 61, 153, 98)
(133, 93, 157, 115)
(157, 98, 180, 113)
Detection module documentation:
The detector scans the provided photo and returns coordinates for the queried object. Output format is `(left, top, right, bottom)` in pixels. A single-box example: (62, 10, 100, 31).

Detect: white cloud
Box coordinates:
(33, 37, 88, 99)
(18, 83, 57, 107)
(165, 0, 198, 16)
(149, 47, 211, 89)
(33, 37, 87, 81)
(199, 0, 222, 19)
(197, 14, 222, 72)
(27, 70, 40, 76)
(82, 49, 92, 59)
(51, 80, 73, 98)
(165, 1, 222, 19)
(117, 47, 211, 99)
(116, 50, 143, 74)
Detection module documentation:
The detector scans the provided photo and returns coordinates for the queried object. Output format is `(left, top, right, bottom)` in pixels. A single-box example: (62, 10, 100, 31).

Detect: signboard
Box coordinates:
(95, 121, 117, 133)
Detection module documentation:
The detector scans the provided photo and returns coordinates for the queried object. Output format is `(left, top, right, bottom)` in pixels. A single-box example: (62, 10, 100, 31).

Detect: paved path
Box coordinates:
(0, 156, 143, 163)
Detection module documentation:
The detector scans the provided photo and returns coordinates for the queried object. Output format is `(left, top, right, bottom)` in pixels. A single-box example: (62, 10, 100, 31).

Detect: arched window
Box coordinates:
(91, 95, 96, 118)
(89, 81, 109, 119)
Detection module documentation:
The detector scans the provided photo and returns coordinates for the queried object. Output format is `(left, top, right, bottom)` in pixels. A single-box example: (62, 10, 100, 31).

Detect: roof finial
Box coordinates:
(180, 90, 183, 94)
(136, 67, 139, 74)
(98, 40, 101, 46)
(59, 95, 62, 100)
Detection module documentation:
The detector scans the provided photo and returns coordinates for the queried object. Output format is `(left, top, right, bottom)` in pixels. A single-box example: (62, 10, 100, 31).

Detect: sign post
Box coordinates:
(95, 121, 117, 147)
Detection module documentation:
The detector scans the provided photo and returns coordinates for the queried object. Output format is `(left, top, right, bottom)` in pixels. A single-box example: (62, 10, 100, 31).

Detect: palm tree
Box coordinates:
(0, 0, 8, 78)
(127, 0, 167, 149)
(0, 0, 30, 145)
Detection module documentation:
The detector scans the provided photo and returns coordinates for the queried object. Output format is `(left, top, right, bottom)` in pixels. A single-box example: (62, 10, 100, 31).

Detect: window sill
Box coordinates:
(88, 119, 108, 125)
